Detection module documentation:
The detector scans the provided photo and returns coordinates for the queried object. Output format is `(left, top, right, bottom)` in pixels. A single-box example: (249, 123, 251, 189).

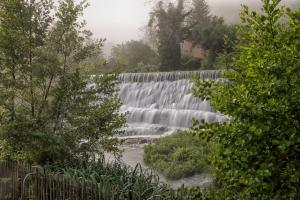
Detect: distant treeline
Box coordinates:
(97, 0, 236, 73)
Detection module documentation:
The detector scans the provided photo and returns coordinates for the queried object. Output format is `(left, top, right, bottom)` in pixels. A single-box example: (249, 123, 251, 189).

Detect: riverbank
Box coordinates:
(105, 139, 213, 189)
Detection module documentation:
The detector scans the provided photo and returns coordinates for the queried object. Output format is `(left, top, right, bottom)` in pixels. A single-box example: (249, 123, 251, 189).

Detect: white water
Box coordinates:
(118, 71, 226, 137)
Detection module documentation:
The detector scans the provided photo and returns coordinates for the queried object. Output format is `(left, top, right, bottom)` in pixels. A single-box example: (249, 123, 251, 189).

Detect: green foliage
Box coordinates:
(188, 3, 236, 69)
(109, 40, 159, 73)
(126, 63, 160, 73)
(213, 35, 237, 70)
(0, 0, 125, 164)
(181, 53, 202, 70)
(47, 158, 169, 199)
(45, 157, 208, 200)
(192, 0, 300, 199)
(148, 0, 236, 71)
(149, 0, 187, 71)
(144, 131, 210, 180)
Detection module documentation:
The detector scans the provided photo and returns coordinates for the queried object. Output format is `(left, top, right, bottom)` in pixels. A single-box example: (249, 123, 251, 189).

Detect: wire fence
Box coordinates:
(0, 160, 119, 200)
(0, 160, 207, 200)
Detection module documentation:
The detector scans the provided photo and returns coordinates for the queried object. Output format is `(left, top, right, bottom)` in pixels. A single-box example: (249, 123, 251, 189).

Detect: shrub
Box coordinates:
(45, 157, 210, 200)
(144, 131, 210, 180)
(126, 63, 160, 73)
(0, 0, 125, 165)
(193, 0, 300, 199)
(181, 53, 202, 70)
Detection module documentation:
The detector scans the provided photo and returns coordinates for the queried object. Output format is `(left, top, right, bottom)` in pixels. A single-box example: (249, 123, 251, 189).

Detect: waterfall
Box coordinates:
(118, 70, 226, 138)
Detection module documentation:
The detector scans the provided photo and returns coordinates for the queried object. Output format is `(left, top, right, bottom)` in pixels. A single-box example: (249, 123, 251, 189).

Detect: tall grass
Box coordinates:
(44, 156, 208, 199)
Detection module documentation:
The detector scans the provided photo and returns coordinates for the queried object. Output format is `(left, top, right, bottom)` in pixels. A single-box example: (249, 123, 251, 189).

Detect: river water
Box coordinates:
(113, 71, 226, 188)
(118, 70, 226, 137)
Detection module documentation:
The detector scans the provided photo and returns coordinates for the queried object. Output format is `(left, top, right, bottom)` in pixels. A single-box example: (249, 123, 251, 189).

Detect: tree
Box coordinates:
(142, 25, 159, 51)
(0, 0, 55, 161)
(187, 0, 210, 32)
(193, 0, 300, 198)
(148, 0, 236, 70)
(0, 0, 125, 164)
(187, 0, 236, 68)
(149, 0, 190, 71)
(109, 40, 158, 72)
(0, 0, 54, 122)
(199, 17, 236, 68)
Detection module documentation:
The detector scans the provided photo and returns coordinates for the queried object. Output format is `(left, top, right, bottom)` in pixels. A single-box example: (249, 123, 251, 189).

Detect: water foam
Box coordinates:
(118, 71, 225, 137)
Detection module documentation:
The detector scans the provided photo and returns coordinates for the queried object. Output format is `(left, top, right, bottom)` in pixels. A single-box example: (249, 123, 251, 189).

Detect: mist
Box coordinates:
(76, 0, 299, 48)
(208, 0, 300, 23)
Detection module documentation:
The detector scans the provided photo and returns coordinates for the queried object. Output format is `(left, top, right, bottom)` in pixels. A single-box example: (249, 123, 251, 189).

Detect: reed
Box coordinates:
(0, 159, 207, 200)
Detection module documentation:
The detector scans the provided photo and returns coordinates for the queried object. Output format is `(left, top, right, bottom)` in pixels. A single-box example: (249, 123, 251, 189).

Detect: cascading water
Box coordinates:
(118, 71, 226, 138)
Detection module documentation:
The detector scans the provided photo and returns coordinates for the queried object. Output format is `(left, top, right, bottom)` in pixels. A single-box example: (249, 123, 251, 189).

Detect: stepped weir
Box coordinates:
(118, 71, 225, 137)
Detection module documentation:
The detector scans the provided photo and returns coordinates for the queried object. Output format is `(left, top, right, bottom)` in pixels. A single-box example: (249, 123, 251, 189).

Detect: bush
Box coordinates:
(193, 1, 300, 199)
(144, 131, 210, 180)
(125, 62, 160, 73)
(181, 53, 202, 71)
(0, 0, 125, 165)
(45, 157, 209, 200)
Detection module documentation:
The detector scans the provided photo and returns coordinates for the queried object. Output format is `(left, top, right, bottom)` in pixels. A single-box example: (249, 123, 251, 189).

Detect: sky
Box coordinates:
(78, 0, 299, 44)
(83, 0, 150, 44)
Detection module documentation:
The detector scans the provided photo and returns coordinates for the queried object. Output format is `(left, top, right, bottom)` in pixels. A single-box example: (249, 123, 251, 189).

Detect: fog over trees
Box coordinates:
(208, 0, 300, 23)
(96, 0, 300, 54)
(0, 0, 299, 199)
(50, 0, 300, 44)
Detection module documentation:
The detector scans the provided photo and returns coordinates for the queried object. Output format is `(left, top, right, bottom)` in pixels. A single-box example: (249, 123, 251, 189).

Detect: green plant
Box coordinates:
(193, 0, 300, 199)
(46, 158, 166, 199)
(144, 131, 210, 180)
(181, 53, 202, 70)
(0, 0, 125, 164)
(108, 40, 159, 72)
(44, 157, 209, 200)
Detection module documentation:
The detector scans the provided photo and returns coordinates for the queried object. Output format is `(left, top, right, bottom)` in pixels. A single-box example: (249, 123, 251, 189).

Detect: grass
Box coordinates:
(144, 131, 210, 180)
(45, 157, 168, 199)
(43, 156, 209, 199)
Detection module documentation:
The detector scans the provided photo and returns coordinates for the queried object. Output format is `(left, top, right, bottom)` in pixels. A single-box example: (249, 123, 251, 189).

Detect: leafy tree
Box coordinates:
(148, 0, 236, 70)
(75, 47, 107, 75)
(192, 0, 300, 199)
(149, 0, 190, 71)
(187, 0, 236, 68)
(0, 0, 55, 160)
(142, 25, 159, 51)
(198, 17, 236, 68)
(0, 0, 54, 122)
(109, 40, 158, 72)
(0, 0, 125, 164)
(181, 53, 202, 70)
(187, 0, 210, 33)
